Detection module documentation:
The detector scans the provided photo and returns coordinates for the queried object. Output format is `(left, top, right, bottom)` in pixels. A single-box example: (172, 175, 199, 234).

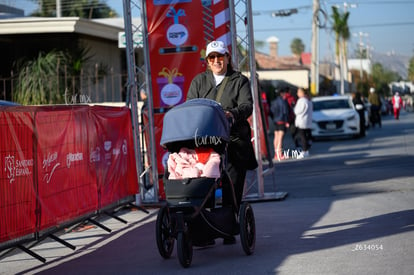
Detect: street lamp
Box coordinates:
(353, 31, 369, 80)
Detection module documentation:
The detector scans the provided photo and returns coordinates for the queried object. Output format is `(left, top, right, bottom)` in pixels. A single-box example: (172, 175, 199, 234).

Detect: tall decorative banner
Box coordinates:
(145, 0, 231, 198)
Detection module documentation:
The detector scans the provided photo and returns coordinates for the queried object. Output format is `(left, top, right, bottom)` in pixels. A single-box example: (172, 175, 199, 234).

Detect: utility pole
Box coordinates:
(354, 31, 369, 80)
(311, 0, 319, 95)
(56, 0, 61, 17)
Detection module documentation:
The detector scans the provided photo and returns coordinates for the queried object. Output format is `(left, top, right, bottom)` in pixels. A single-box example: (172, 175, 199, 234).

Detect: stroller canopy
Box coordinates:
(160, 98, 230, 147)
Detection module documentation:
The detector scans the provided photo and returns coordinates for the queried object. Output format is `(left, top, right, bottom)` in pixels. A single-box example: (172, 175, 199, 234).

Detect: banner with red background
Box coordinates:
(0, 109, 36, 242)
(90, 106, 138, 208)
(35, 106, 98, 230)
(145, 0, 231, 199)
(0, 105, 138, 244)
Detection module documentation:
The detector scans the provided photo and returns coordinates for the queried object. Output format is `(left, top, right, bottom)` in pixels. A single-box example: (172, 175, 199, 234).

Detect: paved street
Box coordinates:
(1, 111, 413, 275)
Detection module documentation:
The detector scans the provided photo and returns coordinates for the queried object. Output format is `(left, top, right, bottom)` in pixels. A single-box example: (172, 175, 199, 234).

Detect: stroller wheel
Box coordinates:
(156, 206, 175, 259)
(239, 202, 256, 255)
(177, 231, 193, 268)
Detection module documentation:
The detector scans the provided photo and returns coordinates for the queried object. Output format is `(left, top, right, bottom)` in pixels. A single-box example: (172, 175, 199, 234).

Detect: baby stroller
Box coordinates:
(156, 98, 256, 268)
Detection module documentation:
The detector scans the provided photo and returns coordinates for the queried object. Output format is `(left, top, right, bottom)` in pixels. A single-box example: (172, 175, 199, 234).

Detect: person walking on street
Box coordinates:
(294, 88, 313, 159)
(368, 87, 382, 128)
(352, 91, 366, 137)
(392, 92, 403, 120)
(187, 40, 257, 245)
(270, 88, 289, 161)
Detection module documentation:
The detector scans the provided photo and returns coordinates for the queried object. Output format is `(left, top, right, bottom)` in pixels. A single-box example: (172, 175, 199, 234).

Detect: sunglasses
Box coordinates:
(207, 54, 226, 62)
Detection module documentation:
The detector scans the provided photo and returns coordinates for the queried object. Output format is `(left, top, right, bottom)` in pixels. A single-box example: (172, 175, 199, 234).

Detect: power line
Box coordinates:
(329, 0, 414, 5)
(253, 21, 414, 33)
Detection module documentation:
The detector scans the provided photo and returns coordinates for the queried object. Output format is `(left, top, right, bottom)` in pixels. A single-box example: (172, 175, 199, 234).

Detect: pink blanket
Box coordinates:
(167, 147, 221, 179)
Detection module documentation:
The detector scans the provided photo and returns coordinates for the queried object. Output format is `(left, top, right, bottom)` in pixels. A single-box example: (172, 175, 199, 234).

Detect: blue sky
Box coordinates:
(13, 0, 414, 59)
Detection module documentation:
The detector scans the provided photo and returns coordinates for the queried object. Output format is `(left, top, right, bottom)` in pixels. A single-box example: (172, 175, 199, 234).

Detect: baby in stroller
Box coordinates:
(156, 98, 255, 268)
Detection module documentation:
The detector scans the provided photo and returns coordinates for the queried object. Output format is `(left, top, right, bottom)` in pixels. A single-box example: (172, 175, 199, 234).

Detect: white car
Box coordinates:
(311, 96, 361, 139)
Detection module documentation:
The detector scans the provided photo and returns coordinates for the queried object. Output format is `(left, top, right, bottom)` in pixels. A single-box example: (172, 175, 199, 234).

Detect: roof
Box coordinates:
(255, 51, 304, 70)
(0, 17, 124, 41)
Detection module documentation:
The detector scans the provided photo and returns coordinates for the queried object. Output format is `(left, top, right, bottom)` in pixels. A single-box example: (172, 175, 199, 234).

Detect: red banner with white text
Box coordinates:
(91, 106, 139, 208)
(0, 105, 138, 244)
(0, 109, 36, 242)
(35, 106, 97, 230)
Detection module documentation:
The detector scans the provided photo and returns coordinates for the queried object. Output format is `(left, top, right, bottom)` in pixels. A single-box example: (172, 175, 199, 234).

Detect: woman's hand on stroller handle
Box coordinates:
(225, 111, 235, 126)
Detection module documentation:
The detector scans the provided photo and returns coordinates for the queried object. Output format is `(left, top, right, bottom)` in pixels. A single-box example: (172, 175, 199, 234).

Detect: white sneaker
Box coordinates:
(296, 152, 305, 159)
(297, 151, 309, 159)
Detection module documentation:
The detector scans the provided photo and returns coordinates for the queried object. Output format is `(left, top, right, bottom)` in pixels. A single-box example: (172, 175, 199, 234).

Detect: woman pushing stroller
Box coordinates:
(187, 40, 258, 245)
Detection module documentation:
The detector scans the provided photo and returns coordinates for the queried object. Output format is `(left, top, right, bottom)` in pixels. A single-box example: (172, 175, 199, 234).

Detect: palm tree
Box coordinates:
(408, 56, 414, 82)
(290, 38, 305, 57)
(331, 6, 350, 94)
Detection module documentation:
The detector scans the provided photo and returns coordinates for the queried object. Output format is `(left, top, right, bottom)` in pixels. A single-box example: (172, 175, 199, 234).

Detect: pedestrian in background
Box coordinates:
(294, 88, 313, 159)
(392, 92, 403, 120)
(352, 91, 366, 137)
(368, 87, 382, 128)
(270, 88, 289, 161)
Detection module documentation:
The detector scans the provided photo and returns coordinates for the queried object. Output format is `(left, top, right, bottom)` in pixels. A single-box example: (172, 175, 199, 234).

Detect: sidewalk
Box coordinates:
(0, 206, 158, 275)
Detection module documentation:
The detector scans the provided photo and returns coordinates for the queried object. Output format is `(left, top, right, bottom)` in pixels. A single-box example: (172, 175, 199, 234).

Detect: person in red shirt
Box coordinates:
(392, 92, 403, 120)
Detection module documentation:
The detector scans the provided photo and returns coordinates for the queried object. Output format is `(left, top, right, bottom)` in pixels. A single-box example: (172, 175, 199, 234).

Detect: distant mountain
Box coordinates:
(370, 51, 411, 80)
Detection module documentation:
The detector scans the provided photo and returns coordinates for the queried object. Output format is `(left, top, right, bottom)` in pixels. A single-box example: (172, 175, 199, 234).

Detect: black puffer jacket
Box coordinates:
(187, 69, 253, 138)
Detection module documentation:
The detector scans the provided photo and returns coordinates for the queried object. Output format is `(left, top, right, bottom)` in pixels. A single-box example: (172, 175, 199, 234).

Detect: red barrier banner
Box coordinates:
(1, 105, 139, 244)
(35, 106, 98, 230)
(91, 106, 138, 208)
(0, 108, 36, 243)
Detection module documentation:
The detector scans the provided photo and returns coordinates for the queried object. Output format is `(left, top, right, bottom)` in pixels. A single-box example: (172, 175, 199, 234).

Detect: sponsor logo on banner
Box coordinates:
(42, 152, 61, 184)
(159, 7, 197, 54)
(122, 139, 128, 155)
(66, 152, 83, 168)
(4, 155, 33, 184)
(90, 147, 101, 163)
(104, 140, 112, 165)
(104, 141, 112, 152)
(158, 67, 184, 107)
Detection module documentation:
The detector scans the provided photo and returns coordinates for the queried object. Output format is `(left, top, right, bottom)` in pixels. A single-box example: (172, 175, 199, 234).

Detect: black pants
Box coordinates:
(295, 128, 312, 151)
(370, 105, 382, 127)
(222, 161, 247, 209)
(357, 110, 365, 136)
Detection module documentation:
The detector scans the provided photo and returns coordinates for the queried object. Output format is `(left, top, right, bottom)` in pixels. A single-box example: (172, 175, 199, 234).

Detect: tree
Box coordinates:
(14, 51, 65, 105)
(354, 48, 368, 59)
(371, 63, 400, 96)
(29, 0, 117, 18)
(13, 45, 106, 105)
(290, 38, 305, 57)
(331, 6, 350, 94)
(408, 56, 414, 82)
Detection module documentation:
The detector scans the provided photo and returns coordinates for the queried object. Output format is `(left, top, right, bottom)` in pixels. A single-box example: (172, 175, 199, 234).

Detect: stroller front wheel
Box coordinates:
(177, 231, 193, 268)
(156, 206, 175, 259)
(239, 202, 256, 255)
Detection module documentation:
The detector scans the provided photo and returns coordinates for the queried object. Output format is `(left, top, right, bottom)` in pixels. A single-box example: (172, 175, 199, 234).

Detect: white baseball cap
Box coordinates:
(206, 41, 229, 57)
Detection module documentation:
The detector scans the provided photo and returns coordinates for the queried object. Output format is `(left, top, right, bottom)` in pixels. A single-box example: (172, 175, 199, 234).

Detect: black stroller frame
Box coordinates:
(155, 99, 256, 268)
